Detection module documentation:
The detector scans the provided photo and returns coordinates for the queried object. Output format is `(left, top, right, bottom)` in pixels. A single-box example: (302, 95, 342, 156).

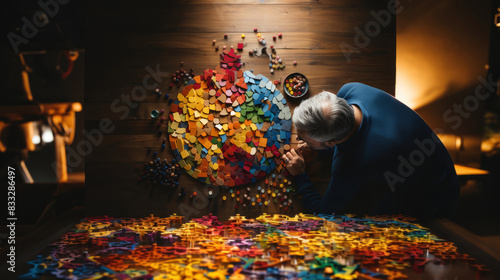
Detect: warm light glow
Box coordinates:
(72, 102, 83, 112)
(455, 136, 462, 151)
(395, 32, 480, 110)
(396, 3, 489, 110)
(42, 127, 54, 143)
(395, 58, 451, 110)
(32, 135, 41, 145)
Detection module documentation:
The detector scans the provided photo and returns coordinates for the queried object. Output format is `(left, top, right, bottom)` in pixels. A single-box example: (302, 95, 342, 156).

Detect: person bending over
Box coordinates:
(283, 82, 459, 218)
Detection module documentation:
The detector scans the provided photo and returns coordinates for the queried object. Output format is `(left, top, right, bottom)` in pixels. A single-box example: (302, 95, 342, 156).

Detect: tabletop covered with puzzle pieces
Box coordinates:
(18, 213, 494, 279)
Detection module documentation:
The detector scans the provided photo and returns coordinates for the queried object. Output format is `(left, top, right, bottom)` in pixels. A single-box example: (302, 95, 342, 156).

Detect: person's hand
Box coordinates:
(296, 140, 311, 154)
(282, 148, 306, 176)
(296, 140, 317, 162)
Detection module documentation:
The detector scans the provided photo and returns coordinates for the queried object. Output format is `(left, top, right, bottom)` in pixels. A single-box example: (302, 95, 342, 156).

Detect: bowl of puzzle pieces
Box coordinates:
(283, 72, 309, 98)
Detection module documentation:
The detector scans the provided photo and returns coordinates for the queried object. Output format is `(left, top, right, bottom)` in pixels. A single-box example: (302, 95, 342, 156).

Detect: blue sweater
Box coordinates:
(294, 83, 460, 218)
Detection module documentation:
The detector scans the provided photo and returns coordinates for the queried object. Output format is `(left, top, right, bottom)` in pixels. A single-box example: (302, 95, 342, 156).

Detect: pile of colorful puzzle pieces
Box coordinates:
(168, 68, 292, 187)
(20, 213, 489, 279)
(220, 49, 242, 71)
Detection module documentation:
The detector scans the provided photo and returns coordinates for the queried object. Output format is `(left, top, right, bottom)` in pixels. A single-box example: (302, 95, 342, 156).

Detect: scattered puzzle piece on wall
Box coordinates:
(168, 68, 292, 187)
(220, 49, 242, 71)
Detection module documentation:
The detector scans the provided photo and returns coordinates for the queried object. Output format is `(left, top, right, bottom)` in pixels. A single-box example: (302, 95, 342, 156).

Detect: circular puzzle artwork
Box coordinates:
(168, 68, 292, 187)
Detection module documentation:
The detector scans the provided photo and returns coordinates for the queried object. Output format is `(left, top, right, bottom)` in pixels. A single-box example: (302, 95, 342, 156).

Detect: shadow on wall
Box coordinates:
(414, 83, 491, 166)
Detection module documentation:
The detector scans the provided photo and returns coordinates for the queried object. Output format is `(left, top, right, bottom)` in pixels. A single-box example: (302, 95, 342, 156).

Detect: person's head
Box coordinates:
(292, 91, 355, 149)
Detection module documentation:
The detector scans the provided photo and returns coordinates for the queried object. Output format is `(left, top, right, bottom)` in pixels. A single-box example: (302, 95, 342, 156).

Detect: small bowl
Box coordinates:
(283, 72, 309, 98)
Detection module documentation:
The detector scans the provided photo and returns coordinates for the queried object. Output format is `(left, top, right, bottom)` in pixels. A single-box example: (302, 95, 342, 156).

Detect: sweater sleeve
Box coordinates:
(294, 169, 365, 215)
(293, 172, 323, 214)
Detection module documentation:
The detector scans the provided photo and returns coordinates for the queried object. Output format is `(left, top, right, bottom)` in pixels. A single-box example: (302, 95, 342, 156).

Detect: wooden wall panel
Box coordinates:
(84, 0, 395, 220)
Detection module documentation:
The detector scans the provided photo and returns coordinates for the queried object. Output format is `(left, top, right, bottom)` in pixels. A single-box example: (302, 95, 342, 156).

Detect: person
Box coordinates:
(283, 82, 460, 218)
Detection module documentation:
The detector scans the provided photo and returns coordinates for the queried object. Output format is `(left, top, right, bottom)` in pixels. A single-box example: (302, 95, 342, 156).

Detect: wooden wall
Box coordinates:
(84, 0, 395, 220)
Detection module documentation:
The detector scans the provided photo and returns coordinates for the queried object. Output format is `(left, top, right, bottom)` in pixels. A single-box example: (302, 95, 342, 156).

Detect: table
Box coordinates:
(454, 164, 489, 182)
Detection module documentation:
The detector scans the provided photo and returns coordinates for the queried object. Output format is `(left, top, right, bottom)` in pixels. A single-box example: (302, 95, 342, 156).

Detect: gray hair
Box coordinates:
(292, 91, 355, 142)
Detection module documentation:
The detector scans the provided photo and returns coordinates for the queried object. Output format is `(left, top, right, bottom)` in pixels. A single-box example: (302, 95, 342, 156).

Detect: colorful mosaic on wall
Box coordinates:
(168, 66, 292, 187)
(19, 214, 490, 279)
